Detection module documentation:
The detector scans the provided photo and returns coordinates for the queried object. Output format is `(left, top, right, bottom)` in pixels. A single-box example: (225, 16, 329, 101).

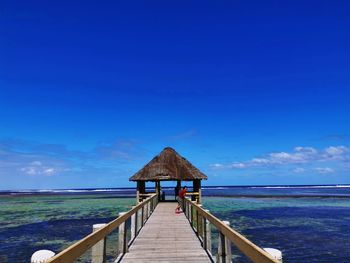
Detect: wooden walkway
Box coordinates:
(121, 202, 211, 263)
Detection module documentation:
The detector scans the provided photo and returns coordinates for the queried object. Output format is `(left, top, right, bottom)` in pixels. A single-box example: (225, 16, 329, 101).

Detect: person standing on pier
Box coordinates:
(175, 186, 187, 213)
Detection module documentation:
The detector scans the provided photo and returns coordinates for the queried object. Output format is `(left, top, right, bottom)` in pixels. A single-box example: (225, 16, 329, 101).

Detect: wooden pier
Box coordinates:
(35, 148, 282, 263)
(121, 202, 211, 263)
(42, 194, 281, 263)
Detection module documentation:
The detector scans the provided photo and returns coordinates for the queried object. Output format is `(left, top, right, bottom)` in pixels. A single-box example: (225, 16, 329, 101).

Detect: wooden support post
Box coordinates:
(155, 181, 161, 202)
(150, 197, 153, 212)
(195, 205, 201, 233)
(192, 180, 196, 201)
(193, 179, 202, 203)
(217, 221, 232, 263)
(139, 181, 146, 202)
(137, 207, 142, 232)
(136, 181, 141, 204)
(185, 198, 189, 219)
(190, 204, 194, 227)
(144, 201, 148, 221)
(189, 200, 193, 223)
(136, 190, 140, 204)
(203, 209, 212, 254)
(197, 205, 203, 239)
(118, 212, 128, 255)
(135, 208, 139, 235)
(175, 180, 181, 200)
(91, 223, 107, 263)
(131, 206, 136, 239)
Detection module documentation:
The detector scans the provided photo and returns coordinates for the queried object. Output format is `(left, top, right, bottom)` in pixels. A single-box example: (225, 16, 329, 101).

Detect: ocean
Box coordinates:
(0, 185, 349, 262)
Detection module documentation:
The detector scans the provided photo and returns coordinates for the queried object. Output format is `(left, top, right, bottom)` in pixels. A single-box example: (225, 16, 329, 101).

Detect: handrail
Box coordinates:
(184, 198, 280, 263)
(47, 194, 158, 263)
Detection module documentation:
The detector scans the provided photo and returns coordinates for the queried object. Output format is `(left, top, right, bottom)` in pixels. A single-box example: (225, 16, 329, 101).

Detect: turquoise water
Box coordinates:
(0, 195, 134, 262)
(1, 187, 350, 262)
(203, 197, 350, 262)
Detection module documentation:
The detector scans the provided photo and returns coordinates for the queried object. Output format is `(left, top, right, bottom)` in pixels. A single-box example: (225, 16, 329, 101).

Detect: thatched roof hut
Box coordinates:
(129, 147, 207, 182)
(130, 147, 207, 203)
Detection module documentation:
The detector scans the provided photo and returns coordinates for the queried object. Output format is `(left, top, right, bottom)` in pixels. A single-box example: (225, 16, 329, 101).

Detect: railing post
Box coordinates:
(131, 206, 136, 239)
(147, 201, 151, 218)
(141, 205, 145, 226)
(217, 221, 232, 263)
(187, 198, 190, 219)
(190, 202, 193, 226)
(118, 212, 128, 255)
(144, 201, 148, 221)
(92, 223, 107, 263)
(198, 188, 202, 204)
(136, 190, 140, 204)
(203, 209, 211, 254)
(151, 197, 154, 213)
(137, 206, 142, 233)
(196, 204, 202, 235)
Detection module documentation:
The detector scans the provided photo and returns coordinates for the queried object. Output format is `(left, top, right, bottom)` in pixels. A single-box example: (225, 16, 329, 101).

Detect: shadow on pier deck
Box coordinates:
(121, 202, 211, 263)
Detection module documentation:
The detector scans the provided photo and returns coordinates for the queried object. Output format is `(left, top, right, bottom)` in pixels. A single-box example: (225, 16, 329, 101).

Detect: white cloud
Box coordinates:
(294, 147, 318, 154)
(325, 146, 348, 155)
(230, 163, 246, 168)
(315, 167, 335, 174)
(210, 145, 349, 172)
(20, 167, 37, 175)
(210, 163, 224, 168)
(268, 152, 304, 164)
(20, 161, 60, 176)
(293, 167, 306, 173)
(251, 158, 270, 165)
(324, 146, 349, 161)
(43, 168, 57, 176)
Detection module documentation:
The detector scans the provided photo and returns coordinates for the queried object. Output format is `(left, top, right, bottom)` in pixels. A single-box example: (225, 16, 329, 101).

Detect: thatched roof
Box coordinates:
(129, 147, 208, 181)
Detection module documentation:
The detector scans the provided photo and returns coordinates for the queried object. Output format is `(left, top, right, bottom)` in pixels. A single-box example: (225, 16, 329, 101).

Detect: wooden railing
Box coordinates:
(46, 194, 158, 263)
(183, 197, 280, 263)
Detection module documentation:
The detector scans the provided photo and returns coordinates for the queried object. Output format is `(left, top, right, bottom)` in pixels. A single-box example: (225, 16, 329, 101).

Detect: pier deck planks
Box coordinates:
(121, 202, 211, 263)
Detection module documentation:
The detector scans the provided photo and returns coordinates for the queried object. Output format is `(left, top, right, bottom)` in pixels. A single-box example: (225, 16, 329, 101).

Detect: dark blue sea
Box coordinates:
(0, 185, 349, 262)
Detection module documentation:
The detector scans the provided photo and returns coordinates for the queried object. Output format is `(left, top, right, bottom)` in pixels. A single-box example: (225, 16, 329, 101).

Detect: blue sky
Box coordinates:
(1, 1, 350, 189)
